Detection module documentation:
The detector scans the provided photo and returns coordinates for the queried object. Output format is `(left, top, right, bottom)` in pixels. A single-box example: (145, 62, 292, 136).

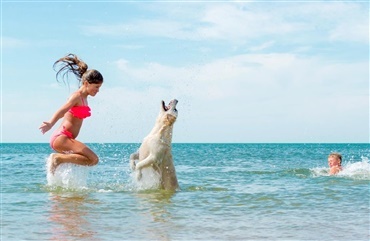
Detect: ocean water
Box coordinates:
(1, 143, 369, 241)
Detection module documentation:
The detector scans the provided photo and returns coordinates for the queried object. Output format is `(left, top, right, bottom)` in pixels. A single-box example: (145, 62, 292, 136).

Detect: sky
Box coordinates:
(1, 0, 369, 143)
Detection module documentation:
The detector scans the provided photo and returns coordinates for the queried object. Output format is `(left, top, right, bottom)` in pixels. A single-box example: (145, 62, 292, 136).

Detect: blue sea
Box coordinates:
(1, 143, 369, 241)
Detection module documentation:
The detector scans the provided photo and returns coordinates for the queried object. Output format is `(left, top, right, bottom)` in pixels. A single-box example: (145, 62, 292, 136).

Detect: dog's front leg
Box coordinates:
(135, 154, 156, 180)
(130, 152, 139, 170)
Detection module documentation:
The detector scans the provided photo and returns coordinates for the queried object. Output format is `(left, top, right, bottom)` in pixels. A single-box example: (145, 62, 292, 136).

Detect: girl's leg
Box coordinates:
(50, 135, 99, 174)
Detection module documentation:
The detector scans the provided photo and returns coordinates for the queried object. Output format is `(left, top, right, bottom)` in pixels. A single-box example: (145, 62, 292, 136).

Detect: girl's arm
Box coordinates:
(39, 93, 79, 134)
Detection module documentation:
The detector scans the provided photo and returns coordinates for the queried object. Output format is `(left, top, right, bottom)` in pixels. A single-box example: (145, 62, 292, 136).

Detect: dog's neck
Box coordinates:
(150, 124, 173, 142)
(161, 125, 174, 144)
(159, 135, 172, 148)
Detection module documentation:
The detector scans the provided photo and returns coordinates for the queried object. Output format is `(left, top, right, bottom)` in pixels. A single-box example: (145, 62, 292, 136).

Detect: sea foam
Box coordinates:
(311, 157, 370, 179)
(338, 157, 370, 179)
(130, 167, 162, 191)
(46, 155, 89, 189)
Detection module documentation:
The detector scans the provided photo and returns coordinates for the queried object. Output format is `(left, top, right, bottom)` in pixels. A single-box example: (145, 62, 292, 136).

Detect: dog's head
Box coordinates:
(160, 99, 178, 126)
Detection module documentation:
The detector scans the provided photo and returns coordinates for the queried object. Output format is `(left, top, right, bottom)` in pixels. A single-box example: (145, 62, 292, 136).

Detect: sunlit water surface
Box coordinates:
(1, 143, 369, 240)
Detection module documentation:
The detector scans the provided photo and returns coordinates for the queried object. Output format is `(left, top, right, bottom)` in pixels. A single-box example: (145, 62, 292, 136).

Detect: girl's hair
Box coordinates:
(53, 54, 103, 85)
(328, 152, 342, 164)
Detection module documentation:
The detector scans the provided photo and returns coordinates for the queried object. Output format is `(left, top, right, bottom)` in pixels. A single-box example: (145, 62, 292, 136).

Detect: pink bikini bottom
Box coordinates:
(50, 126, 74, 151)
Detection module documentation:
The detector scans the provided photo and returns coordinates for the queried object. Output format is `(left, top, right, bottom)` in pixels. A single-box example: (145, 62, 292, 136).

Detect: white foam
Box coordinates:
(311, 167, 329, 177)
(97, 189, 113, 193)
(338, 157, 370, 179)
(46, 155, 90, 190)
(131, 167, 161, 191)
(311, 157, 370, 179)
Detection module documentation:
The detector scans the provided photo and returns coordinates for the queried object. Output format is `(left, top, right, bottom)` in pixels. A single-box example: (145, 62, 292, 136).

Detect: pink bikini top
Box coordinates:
(69, 95, 91, 119)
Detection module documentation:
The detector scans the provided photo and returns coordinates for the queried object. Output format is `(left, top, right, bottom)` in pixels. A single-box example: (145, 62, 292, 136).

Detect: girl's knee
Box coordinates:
(89, 155, 99, 166)
(81, 147, 99, 166)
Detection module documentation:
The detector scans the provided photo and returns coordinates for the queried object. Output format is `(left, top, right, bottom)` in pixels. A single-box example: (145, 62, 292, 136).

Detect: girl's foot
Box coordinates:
(48, 153, 59, 175)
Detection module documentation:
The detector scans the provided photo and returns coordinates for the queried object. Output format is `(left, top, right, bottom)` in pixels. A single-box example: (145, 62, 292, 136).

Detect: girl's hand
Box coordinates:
(39, 122, 52, 134)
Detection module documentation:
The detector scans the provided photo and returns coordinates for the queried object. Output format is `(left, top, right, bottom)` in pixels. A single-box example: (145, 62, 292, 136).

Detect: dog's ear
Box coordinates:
(165, 114, 176, 126)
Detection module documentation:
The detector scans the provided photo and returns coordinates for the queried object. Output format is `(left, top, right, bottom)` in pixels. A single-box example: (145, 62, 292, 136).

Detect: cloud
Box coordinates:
(329, 19, 369, 43)
(115, 52, 367, 101)
(115, 44, 144, 50)
(197, 4, 303, 42)
(80, 2, 368, 45)
(293, 2, 369, 43)
(1, 37, 28, 48)
(81, 51, 368, 143)
(81, 20, 196, 40)
(249, 41, 275, 52)
(2, 1, 368, 143)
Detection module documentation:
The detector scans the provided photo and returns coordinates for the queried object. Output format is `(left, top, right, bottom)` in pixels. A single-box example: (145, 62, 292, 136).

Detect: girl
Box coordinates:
(39, 54, 104, 174)
(328, 152, 343, 175)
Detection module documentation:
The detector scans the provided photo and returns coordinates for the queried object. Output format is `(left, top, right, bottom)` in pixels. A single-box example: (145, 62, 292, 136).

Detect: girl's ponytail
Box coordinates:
(53, 54, 89, 84)
(53, 54, 103, 85)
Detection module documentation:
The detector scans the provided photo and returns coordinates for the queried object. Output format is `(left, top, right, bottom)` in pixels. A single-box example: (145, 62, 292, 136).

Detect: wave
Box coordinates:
(311, 157, 370, 180)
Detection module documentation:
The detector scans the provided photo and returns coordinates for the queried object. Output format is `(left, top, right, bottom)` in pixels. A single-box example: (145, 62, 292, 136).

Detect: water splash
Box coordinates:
(310, 167, 329, 177)
(338, 157, 370, 180)
(44, 154, 164, 192)
(46, 155, 90, 190)
(130, 167, 162, 191)
(311, 157, 370, 180)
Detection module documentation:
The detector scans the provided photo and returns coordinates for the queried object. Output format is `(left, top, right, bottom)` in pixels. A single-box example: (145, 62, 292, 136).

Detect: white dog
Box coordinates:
(130, 99, 179, 191)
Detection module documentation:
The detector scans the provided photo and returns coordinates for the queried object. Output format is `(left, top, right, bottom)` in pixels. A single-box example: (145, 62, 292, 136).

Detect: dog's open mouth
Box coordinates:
(162, 101, 169, 111)
(162, 100, 178, 112)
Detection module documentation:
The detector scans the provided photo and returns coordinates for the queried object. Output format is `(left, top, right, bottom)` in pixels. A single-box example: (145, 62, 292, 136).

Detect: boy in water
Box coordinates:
(328, 152, 343, 175)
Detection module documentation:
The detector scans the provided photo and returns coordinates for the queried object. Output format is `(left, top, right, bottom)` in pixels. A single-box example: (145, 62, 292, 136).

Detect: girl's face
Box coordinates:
(86, 82, 103, 96)
(328, 156, 341, 167)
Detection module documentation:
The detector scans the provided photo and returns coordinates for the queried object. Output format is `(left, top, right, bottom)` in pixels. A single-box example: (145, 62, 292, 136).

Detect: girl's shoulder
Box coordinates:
(68, 91, 82, 103)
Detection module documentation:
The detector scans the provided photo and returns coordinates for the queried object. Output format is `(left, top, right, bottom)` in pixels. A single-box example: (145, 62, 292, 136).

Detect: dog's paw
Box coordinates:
(130, 152, 139, 160)
(136, 170, 142, 180)
(130, 160, 136, 170)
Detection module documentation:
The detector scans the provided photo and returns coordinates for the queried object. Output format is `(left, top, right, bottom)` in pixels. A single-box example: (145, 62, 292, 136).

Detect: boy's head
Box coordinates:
(328, 152, 342, 167)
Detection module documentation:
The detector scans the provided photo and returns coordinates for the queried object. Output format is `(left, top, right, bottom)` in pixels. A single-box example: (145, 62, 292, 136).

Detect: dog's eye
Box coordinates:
(174, 109, 177, 112)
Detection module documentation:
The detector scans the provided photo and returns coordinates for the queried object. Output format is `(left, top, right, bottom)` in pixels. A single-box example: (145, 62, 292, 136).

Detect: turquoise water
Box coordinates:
(1, 143, 370, 240)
